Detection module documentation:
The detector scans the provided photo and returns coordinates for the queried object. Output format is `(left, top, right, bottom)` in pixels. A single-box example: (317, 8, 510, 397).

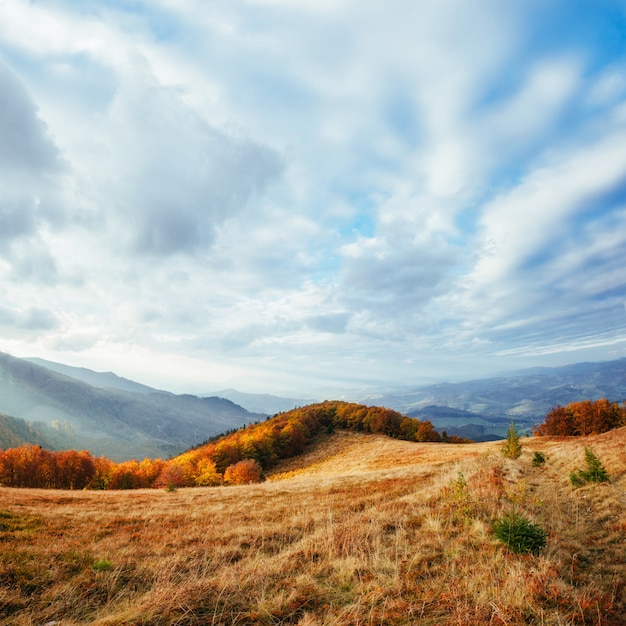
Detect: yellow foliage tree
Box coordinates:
(194, 458, 221, 486)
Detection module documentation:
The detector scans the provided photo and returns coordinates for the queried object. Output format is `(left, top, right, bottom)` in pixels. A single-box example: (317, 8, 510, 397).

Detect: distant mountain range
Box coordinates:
(361, 358, 626, 440)
(0, 352, 258, 460)
(1, 352, 625, 457)
(25, 359, 312, 415)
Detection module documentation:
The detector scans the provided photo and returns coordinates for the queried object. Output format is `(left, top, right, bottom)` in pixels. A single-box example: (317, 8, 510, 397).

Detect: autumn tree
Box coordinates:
(0, 445, 96, 489)
(212, 440, 242, 474)
(534, 405, 572, 437)
(55, 450, 96, 489)
(223, 459, 263, 485)
(89, 456, 115, 489)
(194, 458, 221, 486)
(139, 457, 165, 486)
(0, 444, 45, 487)
(154, 464, 187, 489)
(108, 460, 143, 490)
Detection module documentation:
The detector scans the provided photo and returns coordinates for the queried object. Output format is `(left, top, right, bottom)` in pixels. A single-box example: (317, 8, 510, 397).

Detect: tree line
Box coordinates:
(0, 401, 467, 490)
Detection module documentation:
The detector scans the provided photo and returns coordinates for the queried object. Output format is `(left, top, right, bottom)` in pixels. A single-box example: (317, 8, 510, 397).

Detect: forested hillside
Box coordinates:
(0, 413, 53, 450)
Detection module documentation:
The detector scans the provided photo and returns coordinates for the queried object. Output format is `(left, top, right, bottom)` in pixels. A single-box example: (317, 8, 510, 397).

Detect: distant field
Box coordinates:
(1, 430, 625, 625)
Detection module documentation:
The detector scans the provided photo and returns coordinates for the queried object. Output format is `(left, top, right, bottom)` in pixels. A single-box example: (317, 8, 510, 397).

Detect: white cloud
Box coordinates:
(99, 57, 283, 256)
(473, 127, 626, 288)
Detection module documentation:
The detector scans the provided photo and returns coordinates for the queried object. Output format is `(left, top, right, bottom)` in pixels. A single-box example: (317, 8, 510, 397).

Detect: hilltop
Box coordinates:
(1, 427, 625, 624)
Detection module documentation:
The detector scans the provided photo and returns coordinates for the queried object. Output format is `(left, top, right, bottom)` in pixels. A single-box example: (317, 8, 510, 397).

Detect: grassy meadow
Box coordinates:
(1, 429, 625, 625)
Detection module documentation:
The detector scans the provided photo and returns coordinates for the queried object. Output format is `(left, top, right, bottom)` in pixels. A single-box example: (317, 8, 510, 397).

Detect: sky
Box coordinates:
(1, 0, 626, 396)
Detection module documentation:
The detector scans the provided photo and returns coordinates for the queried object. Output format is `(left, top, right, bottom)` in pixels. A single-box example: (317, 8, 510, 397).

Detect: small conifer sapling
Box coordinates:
(570, 447, 610, 487)
(502, 422, 523, 459)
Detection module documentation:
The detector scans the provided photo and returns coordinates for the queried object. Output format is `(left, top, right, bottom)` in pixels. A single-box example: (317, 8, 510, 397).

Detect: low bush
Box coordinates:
(531, 451, 546, 467)
(91, 559, 113, 572)
(493, 513, 547, 555)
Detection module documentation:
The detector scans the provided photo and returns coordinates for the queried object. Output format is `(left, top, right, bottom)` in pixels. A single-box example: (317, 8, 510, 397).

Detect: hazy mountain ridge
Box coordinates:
(406, 406, 512, 442)
(24, 357, 161, 395)
(0, 352, 258, 460)
(206, 388, 312, 415)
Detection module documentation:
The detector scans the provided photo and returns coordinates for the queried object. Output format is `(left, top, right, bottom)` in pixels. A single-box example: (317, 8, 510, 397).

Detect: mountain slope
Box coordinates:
(0, 412, 55, 449)
(0, 352, 257, 460)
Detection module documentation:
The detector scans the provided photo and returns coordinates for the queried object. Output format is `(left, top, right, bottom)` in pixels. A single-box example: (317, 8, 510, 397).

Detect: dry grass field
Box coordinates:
(1, 429, 625, 625)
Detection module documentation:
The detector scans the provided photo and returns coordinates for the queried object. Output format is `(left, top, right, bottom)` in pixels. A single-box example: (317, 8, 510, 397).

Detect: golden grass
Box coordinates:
(1, 429, 625, 625)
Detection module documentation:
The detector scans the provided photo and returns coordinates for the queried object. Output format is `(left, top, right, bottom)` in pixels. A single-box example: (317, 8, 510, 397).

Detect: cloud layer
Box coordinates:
(1, 0, 625, 394)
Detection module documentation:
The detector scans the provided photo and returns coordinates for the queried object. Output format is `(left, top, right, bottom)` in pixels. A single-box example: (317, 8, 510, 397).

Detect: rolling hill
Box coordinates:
(0, 352, 258, 460)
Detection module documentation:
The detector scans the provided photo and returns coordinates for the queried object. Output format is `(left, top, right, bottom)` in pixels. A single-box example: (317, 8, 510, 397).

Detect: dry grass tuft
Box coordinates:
(1, 429, 625, 624)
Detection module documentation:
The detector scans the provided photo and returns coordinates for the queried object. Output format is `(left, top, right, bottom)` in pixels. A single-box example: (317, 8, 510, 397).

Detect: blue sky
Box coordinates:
(1, 0, 626, 395)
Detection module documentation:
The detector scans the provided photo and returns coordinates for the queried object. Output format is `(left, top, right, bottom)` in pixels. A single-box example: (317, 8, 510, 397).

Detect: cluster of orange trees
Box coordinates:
(533, 398, 626, 437)
(0, 401, 463, 490)
(0, 445, 164, 490)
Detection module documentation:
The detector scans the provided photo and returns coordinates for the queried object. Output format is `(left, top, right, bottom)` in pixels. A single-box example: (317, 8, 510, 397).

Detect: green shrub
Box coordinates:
(531, 451, 546, 467)
(91, 559, 113, 572)
(493, 513, 547, 555)
(570, 447, 610, 487)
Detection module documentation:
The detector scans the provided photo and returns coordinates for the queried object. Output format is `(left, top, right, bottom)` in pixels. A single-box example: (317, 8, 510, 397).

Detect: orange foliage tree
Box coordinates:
(193, 458, 221, 486)
(223, 459, 263, 485)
